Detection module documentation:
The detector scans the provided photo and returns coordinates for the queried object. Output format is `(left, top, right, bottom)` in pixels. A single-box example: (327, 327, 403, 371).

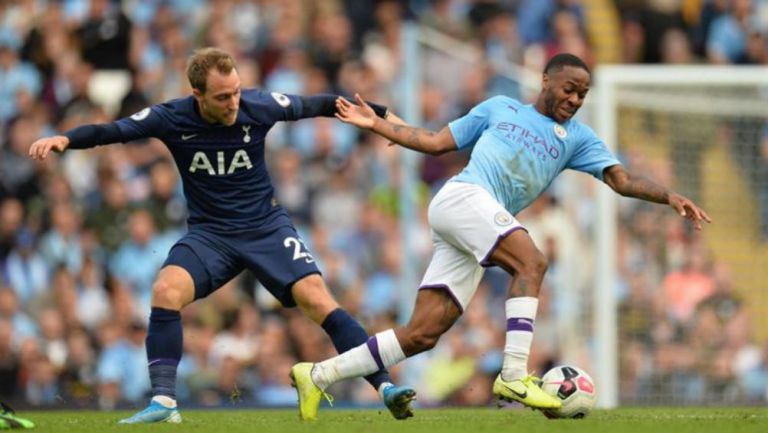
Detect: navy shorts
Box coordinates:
(163, 223, 320, 307)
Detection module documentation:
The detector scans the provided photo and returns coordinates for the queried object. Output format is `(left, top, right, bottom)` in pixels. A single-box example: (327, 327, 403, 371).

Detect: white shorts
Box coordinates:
(419, 181, 525, 312)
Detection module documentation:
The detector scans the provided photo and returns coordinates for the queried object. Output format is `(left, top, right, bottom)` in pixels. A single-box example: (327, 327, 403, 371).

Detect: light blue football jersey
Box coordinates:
(449, 95, 621, 215)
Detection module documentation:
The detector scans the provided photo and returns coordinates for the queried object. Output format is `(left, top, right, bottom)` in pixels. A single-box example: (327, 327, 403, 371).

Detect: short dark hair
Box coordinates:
(186, 47, 237, 93)
(544, 53, 590, 75)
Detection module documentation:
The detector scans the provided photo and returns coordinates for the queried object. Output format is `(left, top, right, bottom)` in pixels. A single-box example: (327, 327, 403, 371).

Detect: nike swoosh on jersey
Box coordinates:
(181, 133, 198, 140)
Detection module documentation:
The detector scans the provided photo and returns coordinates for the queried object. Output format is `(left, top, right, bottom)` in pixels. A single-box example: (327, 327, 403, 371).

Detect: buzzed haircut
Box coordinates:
(186, 47, 237, 93)
(544, 53, 590, 75)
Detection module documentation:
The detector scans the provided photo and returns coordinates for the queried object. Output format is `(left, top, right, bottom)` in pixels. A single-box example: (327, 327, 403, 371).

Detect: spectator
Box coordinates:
(76, 0, 132, 70)
(208, 304, 260, 369)
(0, 318, 20, 402)
(0, 289, 37, 348)
(143, 160, 186, 233)
(661, 242, 716, 323)
(75, 256, 111, 331)
(96, 321, 149, 408)
(0, 199, 24, 261)
(108, 208, 174, 311)
(660, 28, 697, 64)
(59, 327, 97, 406)
(707, 0, 754, 64)
(25, 355, 59, 406)
(3, 230, 49, 309)
(37, 308, 68, 370)
(84, 176, 132, 253)
(0, 29, 42, 125)
(0, 118, 43, 201)
(39, 202, 83, 275)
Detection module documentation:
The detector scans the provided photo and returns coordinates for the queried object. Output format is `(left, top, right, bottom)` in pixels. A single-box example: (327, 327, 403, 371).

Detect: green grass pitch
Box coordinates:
(19, 407, 768, 433)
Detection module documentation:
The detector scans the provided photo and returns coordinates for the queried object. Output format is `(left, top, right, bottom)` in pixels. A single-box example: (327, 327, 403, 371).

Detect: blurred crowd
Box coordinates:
(613, 156, 767, 404)
(0, 0, 767, 409)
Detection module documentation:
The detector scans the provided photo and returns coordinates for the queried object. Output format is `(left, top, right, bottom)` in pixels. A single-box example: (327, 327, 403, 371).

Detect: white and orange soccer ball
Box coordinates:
(540, 365, 597, 419)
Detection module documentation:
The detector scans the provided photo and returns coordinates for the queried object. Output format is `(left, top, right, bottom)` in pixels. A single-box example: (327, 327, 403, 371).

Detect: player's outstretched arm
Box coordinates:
(336, 93, 457, 156)
(294, 94, 388, 120)
(29, 136, 70, 160)
(603, 164, 712, 230)
(29, 120, 139, 161)
(384, 110, 407, 126)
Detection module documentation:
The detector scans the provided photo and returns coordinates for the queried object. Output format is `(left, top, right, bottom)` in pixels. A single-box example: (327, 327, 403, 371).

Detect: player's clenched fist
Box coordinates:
(28, 135, 69, 160)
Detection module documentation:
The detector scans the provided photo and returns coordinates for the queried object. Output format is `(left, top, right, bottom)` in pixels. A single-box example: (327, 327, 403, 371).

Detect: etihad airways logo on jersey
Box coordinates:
(495, 122, 561, 161)
(188, 150, 253, 175)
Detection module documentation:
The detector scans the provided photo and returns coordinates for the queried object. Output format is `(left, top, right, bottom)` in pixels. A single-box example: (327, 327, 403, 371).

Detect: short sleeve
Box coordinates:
(448, 97, 500, 150)
(566, 125, 622, 180)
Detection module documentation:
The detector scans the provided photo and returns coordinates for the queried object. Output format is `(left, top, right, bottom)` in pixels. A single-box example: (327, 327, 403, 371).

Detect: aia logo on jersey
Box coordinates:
(188, 150, 253, 175)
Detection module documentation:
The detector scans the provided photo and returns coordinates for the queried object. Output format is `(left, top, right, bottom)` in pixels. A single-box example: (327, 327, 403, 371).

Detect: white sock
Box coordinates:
(151, 395, 177, 408)
(501, 297, 538, 381)
(311, 329, 406, 390)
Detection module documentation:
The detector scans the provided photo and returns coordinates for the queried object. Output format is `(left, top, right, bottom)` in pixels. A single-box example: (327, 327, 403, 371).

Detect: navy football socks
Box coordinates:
(321, 308, 391, 390)
(146, 307, 183, 399)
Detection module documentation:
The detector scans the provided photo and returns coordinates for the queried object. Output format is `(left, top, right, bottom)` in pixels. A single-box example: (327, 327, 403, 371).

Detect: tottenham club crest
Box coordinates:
(494, 211, 513, 226)
(242, 125, 252, 143)
(553, 124, 567, 140)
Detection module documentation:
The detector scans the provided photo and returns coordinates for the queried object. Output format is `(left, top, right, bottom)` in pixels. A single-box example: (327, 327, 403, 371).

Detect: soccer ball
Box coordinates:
(540, 365, 597, 419)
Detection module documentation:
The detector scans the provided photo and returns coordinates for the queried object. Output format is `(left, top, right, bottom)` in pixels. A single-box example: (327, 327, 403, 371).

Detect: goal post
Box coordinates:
(592, 65, 768, 408)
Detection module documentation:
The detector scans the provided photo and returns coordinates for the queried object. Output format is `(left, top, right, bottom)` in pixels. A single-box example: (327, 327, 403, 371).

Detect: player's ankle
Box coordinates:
(310, 364, 331, 390)
(151, 395, 177, 408)
(500, 367, 527, 382)
(378, 382, 395, 399)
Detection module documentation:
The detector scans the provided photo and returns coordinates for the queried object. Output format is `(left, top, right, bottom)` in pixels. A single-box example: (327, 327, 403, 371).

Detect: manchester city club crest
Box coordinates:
(554, 124, 567, 139)
(494, 211, 513, 226)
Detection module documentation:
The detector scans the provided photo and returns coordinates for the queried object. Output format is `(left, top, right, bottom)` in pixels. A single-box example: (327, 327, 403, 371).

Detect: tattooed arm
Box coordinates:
(603, 164, 712, 230)
(372, 120, 456, 156)
(336, 93, 457, 156)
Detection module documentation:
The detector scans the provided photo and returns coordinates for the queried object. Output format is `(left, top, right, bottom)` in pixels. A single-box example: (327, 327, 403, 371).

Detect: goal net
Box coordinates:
(590, 66, 768, 407)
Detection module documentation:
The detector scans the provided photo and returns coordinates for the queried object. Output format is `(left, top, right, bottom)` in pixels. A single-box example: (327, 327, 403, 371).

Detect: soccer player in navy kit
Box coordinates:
(29, 48, 415, 423)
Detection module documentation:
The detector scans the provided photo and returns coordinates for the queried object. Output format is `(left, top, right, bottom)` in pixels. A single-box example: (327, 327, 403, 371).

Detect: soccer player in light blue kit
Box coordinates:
(291, 53, 711, 417)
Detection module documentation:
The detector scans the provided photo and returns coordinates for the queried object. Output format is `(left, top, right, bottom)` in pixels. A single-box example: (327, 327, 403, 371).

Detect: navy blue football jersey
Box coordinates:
(113, 89, 315, 232)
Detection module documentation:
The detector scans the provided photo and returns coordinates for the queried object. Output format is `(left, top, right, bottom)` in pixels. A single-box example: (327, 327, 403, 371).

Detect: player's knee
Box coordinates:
(152, 279, 184, 309)
(292, 275, 338, 322)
